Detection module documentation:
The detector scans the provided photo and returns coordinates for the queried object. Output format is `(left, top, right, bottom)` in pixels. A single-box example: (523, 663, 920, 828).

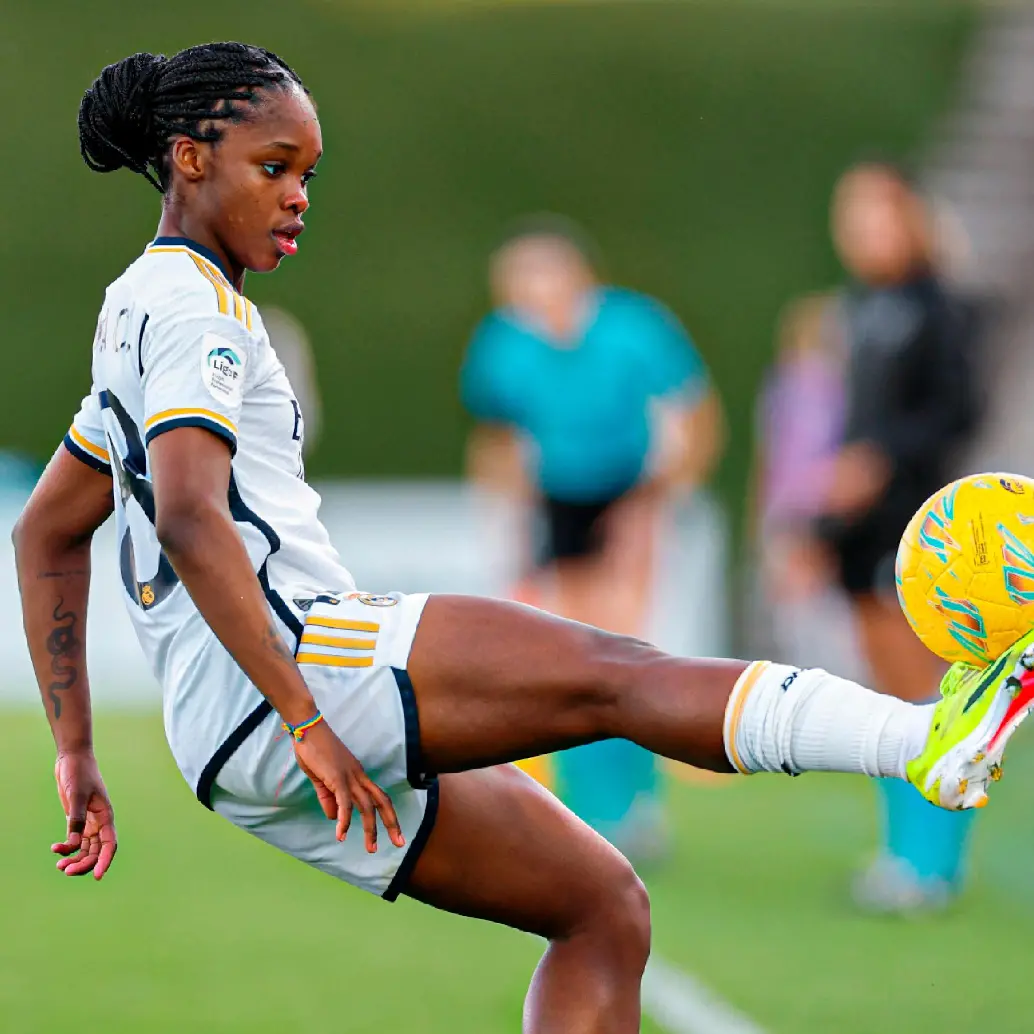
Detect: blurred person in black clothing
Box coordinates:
(818, 160, 981, 913)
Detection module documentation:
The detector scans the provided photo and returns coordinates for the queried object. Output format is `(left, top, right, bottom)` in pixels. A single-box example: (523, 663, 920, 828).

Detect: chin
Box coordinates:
(248, 249, 283, 275)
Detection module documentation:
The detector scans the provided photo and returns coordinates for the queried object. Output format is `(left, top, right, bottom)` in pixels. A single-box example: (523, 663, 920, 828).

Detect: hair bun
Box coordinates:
(78, 52, 167, 177)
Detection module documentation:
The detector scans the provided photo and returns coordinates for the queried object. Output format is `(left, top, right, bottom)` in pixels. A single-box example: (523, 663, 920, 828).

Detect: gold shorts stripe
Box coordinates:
(305, 616, 381, 634)
(296, 653, 375, 669)
(299, 634, 377, 650)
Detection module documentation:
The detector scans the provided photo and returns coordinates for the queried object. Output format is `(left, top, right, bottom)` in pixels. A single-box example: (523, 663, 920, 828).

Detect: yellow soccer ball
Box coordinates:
(896, 473, 1034, 667)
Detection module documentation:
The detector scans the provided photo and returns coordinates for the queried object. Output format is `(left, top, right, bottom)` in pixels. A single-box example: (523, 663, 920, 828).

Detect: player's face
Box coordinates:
(196, 86, 322, 275)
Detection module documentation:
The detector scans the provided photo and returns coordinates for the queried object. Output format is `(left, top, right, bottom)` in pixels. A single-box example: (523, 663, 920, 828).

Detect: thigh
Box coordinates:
(408, 594, 613, 773)
(404, 765, 642, 938)
(407, 594, 738, 775)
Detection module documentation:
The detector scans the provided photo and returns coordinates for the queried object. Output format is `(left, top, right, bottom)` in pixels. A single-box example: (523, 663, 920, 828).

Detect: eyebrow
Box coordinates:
(265, 141, 323, 164)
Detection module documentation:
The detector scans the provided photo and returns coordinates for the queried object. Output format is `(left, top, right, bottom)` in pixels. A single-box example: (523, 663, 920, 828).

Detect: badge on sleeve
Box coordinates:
(200, 333, 246, 406)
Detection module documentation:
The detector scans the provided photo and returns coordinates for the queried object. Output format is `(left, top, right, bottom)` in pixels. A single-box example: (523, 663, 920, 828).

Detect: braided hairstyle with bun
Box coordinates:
(78, 42, 306, 193)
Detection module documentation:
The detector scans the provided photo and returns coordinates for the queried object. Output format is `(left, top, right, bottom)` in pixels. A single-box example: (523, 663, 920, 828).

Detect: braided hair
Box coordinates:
(78, 42, 307, 193)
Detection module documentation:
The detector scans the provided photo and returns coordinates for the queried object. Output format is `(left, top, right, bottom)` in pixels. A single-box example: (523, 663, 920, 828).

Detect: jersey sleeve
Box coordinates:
(64, 390, 112, 475)
(460, 317, 519, 424)
(141, 310, 255, 454)
(636, 295, 709, 404)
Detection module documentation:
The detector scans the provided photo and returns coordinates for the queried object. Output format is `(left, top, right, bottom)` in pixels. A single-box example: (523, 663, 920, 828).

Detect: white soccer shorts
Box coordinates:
(209, 591, 438, 899)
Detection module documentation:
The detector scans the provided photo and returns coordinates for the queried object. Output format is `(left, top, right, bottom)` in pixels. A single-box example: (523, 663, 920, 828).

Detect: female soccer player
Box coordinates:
(14, 43, 1032, 1033)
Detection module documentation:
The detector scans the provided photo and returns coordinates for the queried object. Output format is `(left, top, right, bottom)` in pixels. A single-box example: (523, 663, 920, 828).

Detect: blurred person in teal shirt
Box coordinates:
(461, 216, 724, 862)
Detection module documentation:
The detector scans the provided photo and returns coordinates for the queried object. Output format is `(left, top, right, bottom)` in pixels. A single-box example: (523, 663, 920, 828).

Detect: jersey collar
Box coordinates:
(151, 236, 233, 283)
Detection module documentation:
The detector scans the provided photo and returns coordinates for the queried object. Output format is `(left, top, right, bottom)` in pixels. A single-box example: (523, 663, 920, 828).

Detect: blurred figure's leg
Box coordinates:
(546, 488, 668, 860)
(554, 739, 667, 867)
(852, 593, 976, 912)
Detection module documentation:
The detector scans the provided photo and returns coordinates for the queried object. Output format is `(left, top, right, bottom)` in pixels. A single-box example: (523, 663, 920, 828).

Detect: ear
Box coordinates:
(167, 136, 206, 184)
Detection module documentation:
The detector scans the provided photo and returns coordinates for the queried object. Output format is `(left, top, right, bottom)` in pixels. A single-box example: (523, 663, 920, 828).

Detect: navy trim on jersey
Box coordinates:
(63, 434, 112, 476)
(258, 564, 305, 641)
(151, 236, 233, 282)
(192, 475, 304, 807)
(136, 311, 149, 378)
(382, 779, 440, 903)
(227, 474, 304, 640)
(195, 701, 275, 811)
(99, 390, 147, 477)
(144, 417, 238, 456)
(391, 667, 436, 790)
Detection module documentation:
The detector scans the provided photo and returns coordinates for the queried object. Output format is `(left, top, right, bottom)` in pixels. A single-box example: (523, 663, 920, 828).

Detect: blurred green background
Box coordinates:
(4, 0, 973, 530)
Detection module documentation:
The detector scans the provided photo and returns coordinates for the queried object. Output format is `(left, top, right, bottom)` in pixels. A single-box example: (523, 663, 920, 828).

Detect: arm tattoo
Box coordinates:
(45, 598, 80, 720)
(37, 569, 89, 580)
(264, 621, 296, 665)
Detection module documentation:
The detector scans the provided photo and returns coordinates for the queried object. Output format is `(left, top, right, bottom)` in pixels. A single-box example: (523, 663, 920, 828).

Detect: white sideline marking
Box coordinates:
(643, 956, 769, 1034)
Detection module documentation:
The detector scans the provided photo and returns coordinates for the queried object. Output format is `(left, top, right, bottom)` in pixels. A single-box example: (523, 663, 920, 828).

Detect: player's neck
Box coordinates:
(153, 213, 244, 292)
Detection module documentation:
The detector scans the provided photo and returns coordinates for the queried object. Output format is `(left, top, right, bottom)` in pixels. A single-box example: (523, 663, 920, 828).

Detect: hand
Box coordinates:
(765, 532, 832, 601)
(52, 750, 117, 880)
(292, 721, 406, 853)
(823, 442, 891, 518)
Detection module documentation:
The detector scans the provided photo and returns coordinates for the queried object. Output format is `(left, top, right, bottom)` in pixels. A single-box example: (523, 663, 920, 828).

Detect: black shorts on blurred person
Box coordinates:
(538, 487, 634, 565)
(816, 274, 981, 599)
(824, 501, 920, 597)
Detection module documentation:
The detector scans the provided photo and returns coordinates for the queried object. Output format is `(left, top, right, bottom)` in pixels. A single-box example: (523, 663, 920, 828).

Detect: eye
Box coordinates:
(301, 169, 318, 186)
(261, 162, 285, 178)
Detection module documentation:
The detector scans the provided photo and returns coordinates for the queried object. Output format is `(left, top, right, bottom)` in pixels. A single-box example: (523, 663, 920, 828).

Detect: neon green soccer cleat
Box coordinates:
(907, 628, 1034, 810)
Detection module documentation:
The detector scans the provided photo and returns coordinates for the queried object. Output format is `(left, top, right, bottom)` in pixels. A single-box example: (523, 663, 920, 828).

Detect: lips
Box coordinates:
(272, 222, 304, 257)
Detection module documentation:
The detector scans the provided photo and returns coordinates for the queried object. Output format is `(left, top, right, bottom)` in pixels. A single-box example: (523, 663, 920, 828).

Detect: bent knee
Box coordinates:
(607, 863, 652, 962)
(568, 850, 652, 966)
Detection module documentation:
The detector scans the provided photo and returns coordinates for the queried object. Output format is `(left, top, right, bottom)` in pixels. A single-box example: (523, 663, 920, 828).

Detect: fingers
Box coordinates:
(312, 777, 338, 822)
(296, 751, 338, 821)
(59, 830, 101, 876)
(53, 797, 118, 879)
(349, 779, 406, 853)
(367, 782, 406, 851)
(94, 823, 118, 881)
(334, 783, 354, 843)
(54, 792, 88, 856)
(350, 783, 376, 852)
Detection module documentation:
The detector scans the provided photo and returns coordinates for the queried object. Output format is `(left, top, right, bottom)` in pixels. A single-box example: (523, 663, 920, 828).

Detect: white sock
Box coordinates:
(724, 661, 934, 780)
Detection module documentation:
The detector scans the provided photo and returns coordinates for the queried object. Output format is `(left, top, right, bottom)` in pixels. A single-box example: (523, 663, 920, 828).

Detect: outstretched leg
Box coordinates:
(407, 594, 929, 783)
(406, 765, 650, 1034)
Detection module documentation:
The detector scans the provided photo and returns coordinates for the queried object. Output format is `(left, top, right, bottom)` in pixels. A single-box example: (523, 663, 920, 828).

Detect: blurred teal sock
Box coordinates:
(877, 776, 976, 887)
(554, 739, 660, 842)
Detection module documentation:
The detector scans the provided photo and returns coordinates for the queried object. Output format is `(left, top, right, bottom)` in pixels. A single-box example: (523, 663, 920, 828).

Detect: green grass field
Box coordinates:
(6, 708, 1034, 1033)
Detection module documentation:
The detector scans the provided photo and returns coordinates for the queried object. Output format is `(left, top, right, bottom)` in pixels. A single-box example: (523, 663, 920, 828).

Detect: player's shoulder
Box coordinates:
(598, 286, 671, 325)
(118, 237, 259, 339)
(468, 309, 524, 358)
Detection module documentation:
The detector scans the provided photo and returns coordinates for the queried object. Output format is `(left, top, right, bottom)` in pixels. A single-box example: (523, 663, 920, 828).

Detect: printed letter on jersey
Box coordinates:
(200, 332, 246, 406)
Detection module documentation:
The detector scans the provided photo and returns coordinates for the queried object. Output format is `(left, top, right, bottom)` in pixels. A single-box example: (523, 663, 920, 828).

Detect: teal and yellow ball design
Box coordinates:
(896, 473, 1034, 667)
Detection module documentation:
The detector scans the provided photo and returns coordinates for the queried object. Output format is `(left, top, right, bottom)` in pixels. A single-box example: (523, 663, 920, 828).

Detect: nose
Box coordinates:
(284, 182, 309, 215)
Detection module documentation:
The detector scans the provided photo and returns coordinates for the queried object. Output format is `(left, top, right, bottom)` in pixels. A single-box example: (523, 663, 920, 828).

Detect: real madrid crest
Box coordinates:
(355, 593, 398, 608)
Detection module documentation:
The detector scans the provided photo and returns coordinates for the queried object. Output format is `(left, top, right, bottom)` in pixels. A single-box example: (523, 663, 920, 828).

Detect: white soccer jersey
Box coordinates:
(65, 237, 357, 798)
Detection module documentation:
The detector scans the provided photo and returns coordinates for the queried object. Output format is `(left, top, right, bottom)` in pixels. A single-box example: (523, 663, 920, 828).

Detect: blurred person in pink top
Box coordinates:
(750, 293, 863, 678)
